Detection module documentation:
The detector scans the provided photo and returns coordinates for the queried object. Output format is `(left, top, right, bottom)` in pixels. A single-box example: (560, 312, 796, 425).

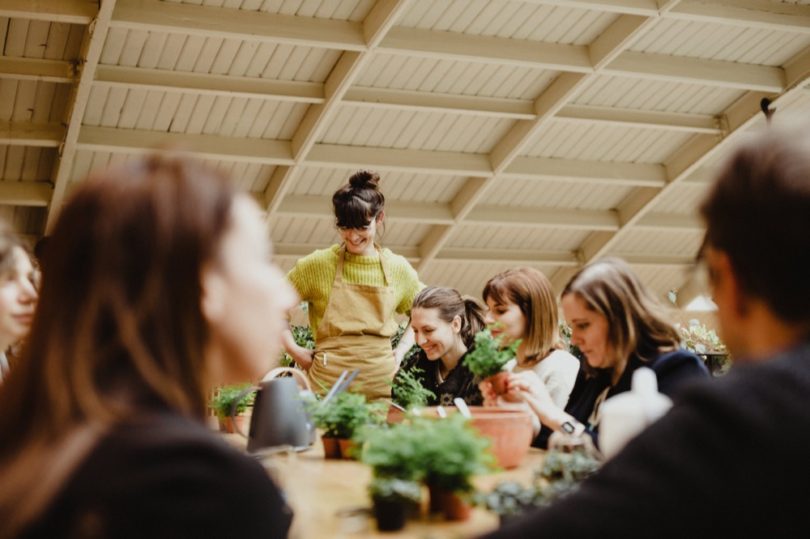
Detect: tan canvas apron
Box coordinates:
(308, 245, 399, 400)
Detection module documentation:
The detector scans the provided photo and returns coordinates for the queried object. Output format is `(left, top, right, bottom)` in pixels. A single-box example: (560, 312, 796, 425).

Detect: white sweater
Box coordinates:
(514, 349, 580, 409)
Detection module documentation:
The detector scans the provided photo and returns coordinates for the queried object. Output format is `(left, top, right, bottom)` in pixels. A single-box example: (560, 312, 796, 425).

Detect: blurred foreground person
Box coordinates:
(0, 155, 297, 539)
(0, 226, 38, 382)
(482, 124, 810, 538)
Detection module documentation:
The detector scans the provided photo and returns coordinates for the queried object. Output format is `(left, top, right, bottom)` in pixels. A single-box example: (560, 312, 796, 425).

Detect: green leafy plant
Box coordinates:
(210, 384, 255, 420)
(361, 419, 430, 481)
(368, 477, 422, 503)
(478, 447, 601, 519)
(463, 328, 520, 379)
(421, 414, 496, 494)
(280, 325, 315, 367)
(308, 392, 385, 439)
(392, 366, 436, 409)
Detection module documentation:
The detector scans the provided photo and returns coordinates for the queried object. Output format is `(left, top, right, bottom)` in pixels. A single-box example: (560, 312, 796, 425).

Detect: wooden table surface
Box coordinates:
(250, 437, 546, 539)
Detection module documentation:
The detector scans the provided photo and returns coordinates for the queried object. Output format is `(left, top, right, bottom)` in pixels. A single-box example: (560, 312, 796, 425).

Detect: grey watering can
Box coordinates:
(231, 367, 316, 453)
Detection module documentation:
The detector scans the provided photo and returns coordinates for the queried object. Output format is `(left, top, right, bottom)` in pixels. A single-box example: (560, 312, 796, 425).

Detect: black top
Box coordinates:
(21, 412, 292, 539)
(536, 349, 708, 448)
(401, 348, 483, 406)
(482, 340, 810, 538)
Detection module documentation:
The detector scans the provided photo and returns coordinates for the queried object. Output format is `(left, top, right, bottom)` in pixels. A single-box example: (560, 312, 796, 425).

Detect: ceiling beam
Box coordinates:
(0, 122, 64, 148)
(273, 193, 701, 233)
(605, 51, 785, 92)
(111, 0, 365, 50)
(0, 0, 97, 25)
(262, 0, 412, 215)
(0, 57, 74, 84)
(416, 4, 680, 273)
(578, 44, 810, 273)
(94, 65, 323, 103)
(77, 126, 294, 165)
(71, 126, 715, 188)
(379, 27, 593, 72)
(669, 0, 810, 34)
(519, 0, 659, 16)
(307, 143, 492, 177)
(555, 104, 722, 134)
(0, 182, 53, 207)
(47, 0, 118, 232)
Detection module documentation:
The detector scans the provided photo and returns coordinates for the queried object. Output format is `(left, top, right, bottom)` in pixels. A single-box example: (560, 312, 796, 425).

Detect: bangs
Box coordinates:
(483, 278, 513, 306)
(334, 197, 374, 229)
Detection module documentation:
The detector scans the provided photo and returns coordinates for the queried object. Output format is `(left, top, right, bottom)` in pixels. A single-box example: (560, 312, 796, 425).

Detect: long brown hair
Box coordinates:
(483, 267, 559, 366)
(562, 257, 679, 372)
(0, 155, 237, 536)
(412, 286, 486, 349)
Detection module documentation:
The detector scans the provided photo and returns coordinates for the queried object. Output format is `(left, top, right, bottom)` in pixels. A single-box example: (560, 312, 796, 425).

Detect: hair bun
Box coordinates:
(349, 170, 380, 190)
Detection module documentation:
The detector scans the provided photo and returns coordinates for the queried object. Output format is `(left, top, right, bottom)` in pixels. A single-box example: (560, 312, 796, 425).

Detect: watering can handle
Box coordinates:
(229, 385, 259, 440)
(263, 367, 312, 392)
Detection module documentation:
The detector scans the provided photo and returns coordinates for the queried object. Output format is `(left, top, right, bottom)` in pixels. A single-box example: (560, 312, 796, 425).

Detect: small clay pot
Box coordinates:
(430, 487, 472, 521)
(219, 414, 249, 435)
(488, 371, 510, 395)
(338, 438, 357, 460)
(321, 436, 341, 459)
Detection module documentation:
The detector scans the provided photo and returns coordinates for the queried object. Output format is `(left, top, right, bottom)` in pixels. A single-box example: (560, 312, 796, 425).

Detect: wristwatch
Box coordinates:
(560, 420, 585, 436)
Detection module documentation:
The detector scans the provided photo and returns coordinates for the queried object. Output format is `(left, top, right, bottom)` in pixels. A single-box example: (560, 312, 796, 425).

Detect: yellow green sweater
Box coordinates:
(287, 244, 423, 333)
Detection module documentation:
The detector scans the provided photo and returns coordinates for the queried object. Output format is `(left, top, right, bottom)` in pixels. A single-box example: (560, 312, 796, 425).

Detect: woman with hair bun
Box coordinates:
(403, 286, 487, 406)
(283, 170, 423, 400)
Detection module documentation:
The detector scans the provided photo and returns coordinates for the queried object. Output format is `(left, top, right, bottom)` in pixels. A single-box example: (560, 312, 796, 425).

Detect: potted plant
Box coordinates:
(479, 446, 601, 525)
(309, 392, 385, 459)
(463, 328, 520, 395)
(368, 477, 422, 531)
(391, 366, 436, 418)
(477, 481, 542, 526)
(420, 414, 496, 521)
(209, 384, 255, 434)
(677, 319, 730, 376)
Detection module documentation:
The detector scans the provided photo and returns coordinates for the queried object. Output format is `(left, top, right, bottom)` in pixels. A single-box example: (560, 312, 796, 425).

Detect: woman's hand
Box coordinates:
(478, 379, 498, 406)
(288, 344, 314, 371)
(508, 371, 553, 406)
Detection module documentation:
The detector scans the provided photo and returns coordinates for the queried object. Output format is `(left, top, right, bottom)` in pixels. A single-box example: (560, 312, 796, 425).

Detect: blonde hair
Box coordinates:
(482, 267, 559, 366)
(562, 258, 678, 369)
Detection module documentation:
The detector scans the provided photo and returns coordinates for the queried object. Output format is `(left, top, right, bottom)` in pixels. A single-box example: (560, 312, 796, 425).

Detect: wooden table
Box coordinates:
(253, 439, 545, 539)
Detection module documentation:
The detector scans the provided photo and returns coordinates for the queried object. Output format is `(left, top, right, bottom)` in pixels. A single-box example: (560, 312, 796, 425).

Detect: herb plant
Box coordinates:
(210, 384, 255, 419)
(309, 392, 385, 439)
(392, 366, 436, 409)
(463, 328, 521, 379)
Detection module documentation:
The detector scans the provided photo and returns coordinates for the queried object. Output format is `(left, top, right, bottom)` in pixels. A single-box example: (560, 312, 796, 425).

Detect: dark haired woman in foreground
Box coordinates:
(283, 170, 423, 400)
(0, 156, 297, 538)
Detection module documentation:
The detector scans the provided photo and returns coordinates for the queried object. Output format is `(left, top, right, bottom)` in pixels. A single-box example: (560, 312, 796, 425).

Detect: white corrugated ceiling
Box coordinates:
(1, 0, 810, 305)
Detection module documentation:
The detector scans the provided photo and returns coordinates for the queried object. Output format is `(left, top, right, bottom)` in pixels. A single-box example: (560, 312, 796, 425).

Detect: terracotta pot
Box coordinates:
(430, 487, 472, 521)
(338, 438, 357, 460)
(467, 407, 533, 469)
(387, 406, 405, 424)
(487, 371, 510, 395)
(321, 436, 341, 459)
(218, 414, 250, 435)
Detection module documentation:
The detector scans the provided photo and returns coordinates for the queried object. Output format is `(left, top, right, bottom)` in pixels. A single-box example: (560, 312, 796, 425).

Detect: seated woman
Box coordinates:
(402, 286, 487, 406)
(0, 156, 297, 538)
(0, 226, 38, 383)
(502, 258, 709, 448)
(481, 268, 580, 422)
